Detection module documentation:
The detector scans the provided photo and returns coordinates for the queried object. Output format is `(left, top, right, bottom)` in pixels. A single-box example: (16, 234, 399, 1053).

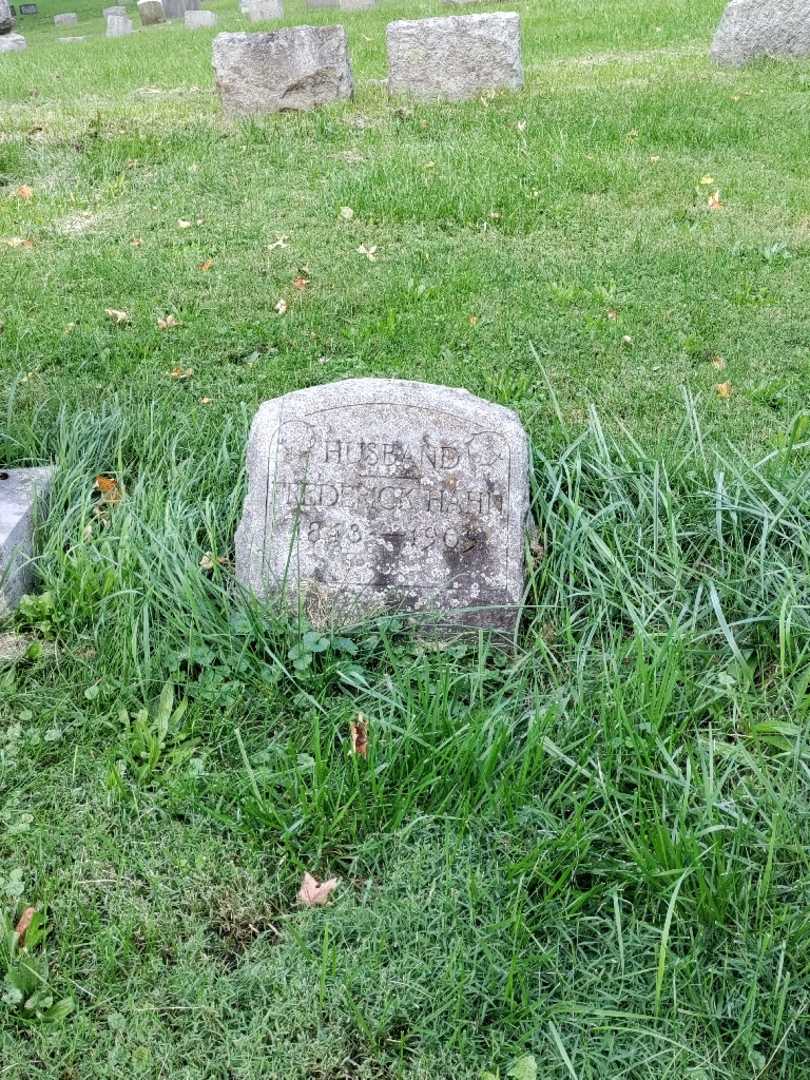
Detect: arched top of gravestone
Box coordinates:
(235, 378, 532, 636)
(710, 0, 810, 66)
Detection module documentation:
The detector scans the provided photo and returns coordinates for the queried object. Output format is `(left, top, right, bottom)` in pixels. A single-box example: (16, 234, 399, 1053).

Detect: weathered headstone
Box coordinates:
(0, 29, 24, 46)
(0, 468, 54, 617)
(710, 0, 810, 65)
(339, 0, 374, 9)
(53, 11, 78, 24)
(0, 0, 14, 33)
(137, 0, 164, 24)
(243, 0, 283, 22)
(106, 11, 133, 33)
(387, 13, 523, 102)
(185, 7, 215, 26)
(213, 26, 353, 115)
(306, 0, 338, 8)
(103, 4, 126, 16)
(163, 0, 198, 18)
(19, 2, 37, 13)
(235, 379, 530, 634)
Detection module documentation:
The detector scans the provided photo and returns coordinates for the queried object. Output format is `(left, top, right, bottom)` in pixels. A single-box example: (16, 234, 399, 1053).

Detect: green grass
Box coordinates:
(1, 0, 810, 1076)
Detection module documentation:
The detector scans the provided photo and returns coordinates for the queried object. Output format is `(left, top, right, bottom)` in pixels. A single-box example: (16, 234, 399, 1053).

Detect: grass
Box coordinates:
(1, 0, 810, 1076)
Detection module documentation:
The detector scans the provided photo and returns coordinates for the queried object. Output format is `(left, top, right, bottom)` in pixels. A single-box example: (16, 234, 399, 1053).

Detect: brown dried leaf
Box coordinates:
(350, 713, 368, 758)
(157, 314, 181, 330)
(16, 185, 33, 200)
(707, 190, 723, 211)
(131, 237, 143, 248)
(169, 366, 193, 381)
(292, 276, 310, 291)
(94, 475, 122, 505)
(716, 381, 733, 399)
(199, 396, 213, 405)
(198, 259, 214, 271)
(711, 356, 726, 371)
(15, 906, 36, 946)
(3, 236, 33, 249)
(297, 872, 339, 907)
(105, 308, 130, 325)
(177, 218, 192, 229)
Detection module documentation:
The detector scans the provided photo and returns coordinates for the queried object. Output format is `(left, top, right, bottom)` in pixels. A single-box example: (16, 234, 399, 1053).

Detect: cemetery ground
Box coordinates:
(1, 0, 810, 1075)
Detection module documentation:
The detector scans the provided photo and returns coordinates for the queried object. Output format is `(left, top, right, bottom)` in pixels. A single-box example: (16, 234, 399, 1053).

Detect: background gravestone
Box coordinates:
(163, 0, 198, 19)
(0, 28, 24, 46)
(387, 13, 524, 102)
(710, 0, 810, 65)
(0, 468, 54, 617)
(0, 0, 14, 33)
(53, 11, 78, 24)
(103, 5, 126, 16)
(106, 12, 133, 33)
(306, 0, 338, 8)
(244, 0, 282, 22)
(213, 26, 353, 115)
(19, 2, 36, 12)
(339, 0, 375, 9)
(185, 7, 215, 26)
(138, 0, 164, 24)
(235, 379, 531, 634)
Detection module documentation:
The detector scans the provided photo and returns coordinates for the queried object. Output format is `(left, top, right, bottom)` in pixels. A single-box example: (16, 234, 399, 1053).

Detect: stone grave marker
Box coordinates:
(19, 2, 37, 12)
(163, 0, 198, 17)
(235, 379, 531, 635)
(213, 26, 353, 115)
(307, 0, 338, 8)
(185, 7, 215, 26)
(243, 0, 283, 22)
(59, 33, 87, 40)
(387, 13, 523, 102)
(106, 11, 133, 33)
(53, 11, 78, 24)
(339, 0, 375, 9)
(103, 4, 126, 15)
(0, 468, 54, 617)
(0, 0, 13, 31)
(711, 0, 810, 65)
(0, 29, 25, 46)
(138, 0, 165, 24)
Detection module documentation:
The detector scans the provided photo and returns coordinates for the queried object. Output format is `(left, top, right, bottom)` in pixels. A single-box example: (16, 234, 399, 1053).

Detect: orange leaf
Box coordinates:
(711, 356, 726, 371)
(350, 714, 368, 758)
(707, 191, 723, 211)
(169, 366, 193, 381)
(157, 314, 181, 330)
(716, 381, 733, 399)
(198, 259, 214, 271)
(292, 276, 310, 291)
(15, 906, 36, 946)
(94, 475, 122, 504)
(105, 308, 130, 325)
(297, 872, 339, 907)
(3, 236, 33, 249)
(16, 185, 33, 200)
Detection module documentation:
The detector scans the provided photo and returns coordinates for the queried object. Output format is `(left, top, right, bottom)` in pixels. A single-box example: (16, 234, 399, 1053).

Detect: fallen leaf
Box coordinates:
(268, 235, 289, 250)
(297, 872, 339, 907)
(622, 335, 633, 345)
(82, 523, 93, 542)
(199, 396, 213, 405)
(16, 184, 33, 200)
(649, 154, 661, 163)
(700, 175, 715, 186)
(198, 259, 214, 271)
(716, 381, 733, 399)
(357, 244, 378, 261)
(607, 308, 619, 321)
(169, 366, 193, 381)
(274, 298, 288, 316)
(94, 475, 122, 505)
(199, 551, 227, 571)
(177, 219, 192, 229)
(292, 276, 310, 291)
(3, 236, 33, 249)
(711, 355, 726, 371)
(707, 190, 723, 211)
(157, 314, 181, 330)
(131, 237, 143, 248)
(15, 907, 36, 946)
(468, 314, 479, 327)
(350, 713, 368, 758)
(339, 206, 354, 221)
(516, 120, 527, 132)
(105, 308, 130, 325)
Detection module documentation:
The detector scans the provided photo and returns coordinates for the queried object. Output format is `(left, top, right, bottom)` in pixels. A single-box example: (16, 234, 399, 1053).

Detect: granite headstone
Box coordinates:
(0, 468, 54, 616)
(235, 379, 530, 634)
(710, 0, 810, 65)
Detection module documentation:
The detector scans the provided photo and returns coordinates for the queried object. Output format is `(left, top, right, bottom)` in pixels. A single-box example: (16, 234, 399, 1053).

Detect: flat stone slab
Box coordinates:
(106, 12, 133, 33)
(213, 26, 353, 115)
(53, 10, 77, 23)
(0, 467, 54, 617)
(185, 7, 215, 26)
(0, 29, 25, 48)
(387, 13, 523, 102)
(339, 0, 375, 9)
(138, 0, 164, 24)
(58, 33, 87, 40)
(235, 378, 530, 634)
(244, 0, 283, 21)
(103, 5, 126, 15)
(710, 0, 810, 65)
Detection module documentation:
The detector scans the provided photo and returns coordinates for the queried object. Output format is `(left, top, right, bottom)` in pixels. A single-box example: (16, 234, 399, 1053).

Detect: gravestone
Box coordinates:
(0, 0, 13, 32)
(244, 0, 283, 22)
(19, 2, 37, 12)
(185, 7, 215, 25)
(53, 11, 78, 24)
(710, 0, 810, 65)
(106, 11, 133, 32)
(137, 0, 164, 24)
(213, 26, 353, 115)
(163, 0, 198, 18)
(103, 4, 126, 15)
(0, 29, 25, 46)
(0, 468, 54, 617)
(339, 0, 374, 9)
(307, 0, 338, 8)
(387, 13, 523, 102)
(59, 33, 87, 40)
(235, 379, 530, 634)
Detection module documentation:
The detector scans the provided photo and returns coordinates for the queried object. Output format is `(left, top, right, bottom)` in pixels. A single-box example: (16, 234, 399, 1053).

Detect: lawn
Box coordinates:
(1, 0, 810, 1076)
